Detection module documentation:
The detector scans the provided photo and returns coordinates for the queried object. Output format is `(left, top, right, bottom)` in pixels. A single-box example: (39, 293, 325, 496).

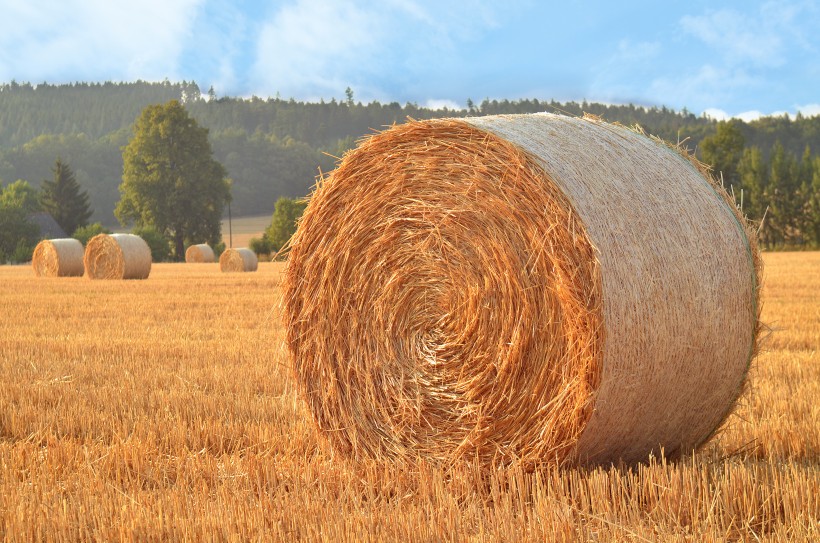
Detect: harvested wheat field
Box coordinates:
(0, 253, 817, 541)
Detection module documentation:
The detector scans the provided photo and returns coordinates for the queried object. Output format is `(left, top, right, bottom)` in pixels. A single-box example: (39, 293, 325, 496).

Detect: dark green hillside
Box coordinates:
(1, 80, 818, 247)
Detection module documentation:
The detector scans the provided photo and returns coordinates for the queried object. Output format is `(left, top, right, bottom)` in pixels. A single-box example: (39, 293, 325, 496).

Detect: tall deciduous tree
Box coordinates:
(265, 197, 307, 252)
(0, 182, 40, 263)
(39, 158, 92, 235)
(116, 100, 230, 259)
(0, 180, 41, 213)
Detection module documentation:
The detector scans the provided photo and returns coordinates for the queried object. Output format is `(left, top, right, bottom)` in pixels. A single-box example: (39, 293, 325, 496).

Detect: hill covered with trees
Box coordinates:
(1, 80, 818, 248)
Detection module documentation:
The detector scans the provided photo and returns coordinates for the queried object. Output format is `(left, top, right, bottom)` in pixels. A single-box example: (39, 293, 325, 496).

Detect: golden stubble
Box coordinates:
(0, 253, 817, 541)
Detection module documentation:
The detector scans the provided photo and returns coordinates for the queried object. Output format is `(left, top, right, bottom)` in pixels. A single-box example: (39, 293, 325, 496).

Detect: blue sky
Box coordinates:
(1, 0, 817, 120)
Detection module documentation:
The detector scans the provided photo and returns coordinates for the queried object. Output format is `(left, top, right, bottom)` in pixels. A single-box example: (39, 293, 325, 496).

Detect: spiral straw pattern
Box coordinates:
(283, 114, 760, 467)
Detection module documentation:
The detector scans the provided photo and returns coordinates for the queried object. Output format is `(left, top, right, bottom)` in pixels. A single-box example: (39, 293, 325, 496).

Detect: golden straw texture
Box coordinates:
(83, 233, 152, 280)
(283, 113, 760, 468)
(185, 243, 215, 263)
(219, 248, 258, 272)
(31, 238, 84, 277)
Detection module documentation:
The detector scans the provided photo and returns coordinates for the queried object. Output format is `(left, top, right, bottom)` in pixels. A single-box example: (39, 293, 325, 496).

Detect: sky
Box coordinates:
(0, 0, 818, 121)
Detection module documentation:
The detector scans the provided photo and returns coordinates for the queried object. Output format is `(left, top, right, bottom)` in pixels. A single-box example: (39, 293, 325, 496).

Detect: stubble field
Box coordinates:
(0, 252, 818, 541)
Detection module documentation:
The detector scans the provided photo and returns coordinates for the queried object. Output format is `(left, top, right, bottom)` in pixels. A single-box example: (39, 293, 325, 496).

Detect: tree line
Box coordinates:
(0, 80, 819, 254)
(0, 101, 229, 263)
(0, 158, 94, 262)
(700, 121, 820, 248)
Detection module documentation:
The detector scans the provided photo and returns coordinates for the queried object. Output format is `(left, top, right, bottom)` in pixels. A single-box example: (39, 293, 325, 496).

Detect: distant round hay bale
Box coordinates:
(83, 233, 152, 280)
(31, 238, 85, 277)
(185, 243, 215, 263)
(219, 248, 258, 272)
(283, 113, 761, 467)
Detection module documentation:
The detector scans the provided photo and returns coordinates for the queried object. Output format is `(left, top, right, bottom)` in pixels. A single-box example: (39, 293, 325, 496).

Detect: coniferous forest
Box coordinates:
(1, 80, 819, 249)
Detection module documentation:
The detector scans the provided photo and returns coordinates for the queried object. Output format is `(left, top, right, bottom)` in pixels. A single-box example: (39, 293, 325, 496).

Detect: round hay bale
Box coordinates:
(83, 233, 152, 280)
(219, 248, 258, 272)
(282, 113, 761, 467)
(31, 238, 85, 277)
(185, 243, 215, 263)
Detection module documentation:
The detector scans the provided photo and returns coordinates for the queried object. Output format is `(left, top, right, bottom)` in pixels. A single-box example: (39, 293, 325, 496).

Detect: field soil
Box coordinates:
(220, 214, 271, 250)
(0, 253, 818, 541)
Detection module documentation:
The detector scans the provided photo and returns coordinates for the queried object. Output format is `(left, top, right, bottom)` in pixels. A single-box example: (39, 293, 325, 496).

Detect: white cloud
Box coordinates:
(735, 110, 764, 122)
(615, 1, 819, 115)
(615, 39, 661, 62)
(250, 1, 385, 99)
(587, 39, 661, 104)
(796, 103, 820, 117)
(180, 2, 255, 95)
(0, 0, 203, 83)
(386, 0, 502, 41)
(729, 110, 788, 122)
(249, 0, 506, 100)
(585, 2, 820, 115)
(648, 64, 759, 113)
(670, 2, 819, 112)
(680, 8, 785, 67)
(700, 105, 820, 121)
(424, 99, 461, 110)
(702, 108, 730, 121)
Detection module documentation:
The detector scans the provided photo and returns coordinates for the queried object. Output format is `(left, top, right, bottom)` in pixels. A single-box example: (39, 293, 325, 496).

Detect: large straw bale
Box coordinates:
(283, 113, 761, 468)
(83, 233, 152, 280)
(185, 243, 215, 263)
(219, 247, 258, 272)
(32, 238, 85, 277)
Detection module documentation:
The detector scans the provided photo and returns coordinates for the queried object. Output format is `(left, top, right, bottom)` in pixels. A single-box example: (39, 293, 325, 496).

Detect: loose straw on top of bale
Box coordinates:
(32, 238, 85, 277)
(83, 233, 152, 280)
(185, 243, 215, 263)
(220, 247, 258, 272)
(283, 113, 761, 468)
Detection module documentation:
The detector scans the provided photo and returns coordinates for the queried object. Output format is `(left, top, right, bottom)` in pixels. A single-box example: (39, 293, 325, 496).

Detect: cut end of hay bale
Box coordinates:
(282, 113, 761, 468)
(219, 248, 258, 272)
(185, 243, 216, 263)
(284, 118, 603, 466)
(83, 233, 152, 280)
(32, 238, 85, 277)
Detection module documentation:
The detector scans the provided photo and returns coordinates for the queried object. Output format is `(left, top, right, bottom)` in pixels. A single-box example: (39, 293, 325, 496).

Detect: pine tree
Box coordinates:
(796, 146, 814, 245)
(807, 156, 820, 246)
(767, 142, 801, 246)
(39, 158, 92, 235)
(699, 120, 745, 190)
(738, 146, 767, 221)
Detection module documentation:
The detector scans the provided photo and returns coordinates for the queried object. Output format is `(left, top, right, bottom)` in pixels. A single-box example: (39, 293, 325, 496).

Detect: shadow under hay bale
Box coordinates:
(185, 243, 215, 263)
(32, 238, 85, 277)
(282, 113, 761, 468)
(84, 233, 152, 280)
(220, 247, 258, 272)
